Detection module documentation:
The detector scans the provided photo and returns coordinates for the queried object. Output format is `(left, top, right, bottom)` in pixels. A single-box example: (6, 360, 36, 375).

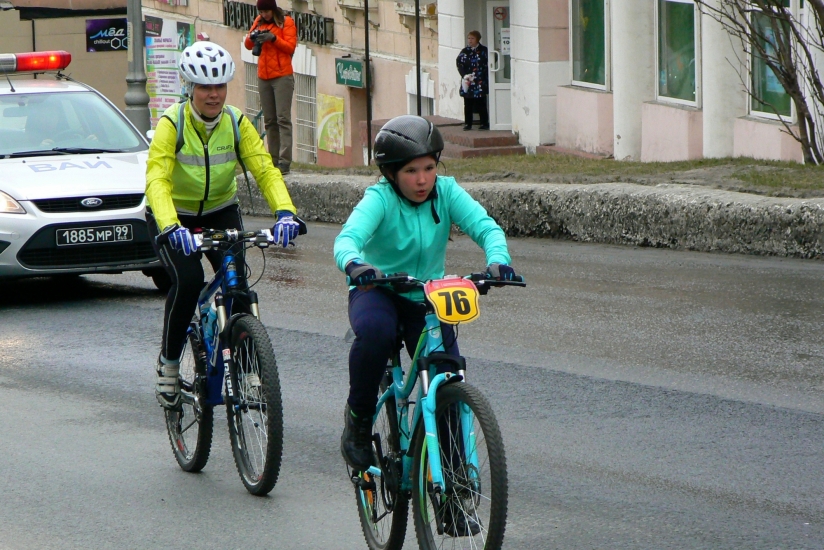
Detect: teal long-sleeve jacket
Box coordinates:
(334, 175, 511, 301)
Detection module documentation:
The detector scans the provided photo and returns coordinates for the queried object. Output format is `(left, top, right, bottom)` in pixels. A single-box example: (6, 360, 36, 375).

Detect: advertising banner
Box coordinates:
(86, 18, 128, 52)
(144, 15, 194, 128)
(317, 93, 345, 155)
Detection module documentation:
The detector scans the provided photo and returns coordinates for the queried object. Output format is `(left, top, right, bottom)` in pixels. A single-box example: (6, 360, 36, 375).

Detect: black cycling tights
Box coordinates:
(147, 204, 247, 361)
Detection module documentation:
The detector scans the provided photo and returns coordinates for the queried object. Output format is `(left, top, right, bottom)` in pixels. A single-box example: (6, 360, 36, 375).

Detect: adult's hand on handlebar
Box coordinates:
(346, 260, 383, 287)
(273, 211, 300, 247)
(486, 262, 519, 282)
(167, 226, 197, 256)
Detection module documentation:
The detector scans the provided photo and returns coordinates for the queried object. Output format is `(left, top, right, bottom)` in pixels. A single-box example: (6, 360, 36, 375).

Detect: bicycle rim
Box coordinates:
(412, 383, 508, 550)
(165, 326, 213, 472)
(355, 388, 408, 550)
(227, 315, 283, 496)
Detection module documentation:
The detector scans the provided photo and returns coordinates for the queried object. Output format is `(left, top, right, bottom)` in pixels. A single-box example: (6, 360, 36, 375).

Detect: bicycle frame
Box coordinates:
(366, 307, 475, 496)
(191, 243, 260, 408)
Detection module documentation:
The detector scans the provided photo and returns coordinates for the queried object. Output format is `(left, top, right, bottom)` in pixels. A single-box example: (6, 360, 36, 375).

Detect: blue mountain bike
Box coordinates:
(156, 225, 287, 496)
(348, 272, 525, 550)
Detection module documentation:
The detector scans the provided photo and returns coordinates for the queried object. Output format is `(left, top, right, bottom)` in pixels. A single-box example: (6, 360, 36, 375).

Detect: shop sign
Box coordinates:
(336, 58, 364, 88)
(222, 1, 333, 46)
(86, 18, 128, 52)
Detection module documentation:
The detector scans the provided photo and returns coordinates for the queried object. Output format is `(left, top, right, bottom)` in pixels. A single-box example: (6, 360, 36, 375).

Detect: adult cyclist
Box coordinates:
(145, 41, 303, 409)
(333, 115, 520, 478)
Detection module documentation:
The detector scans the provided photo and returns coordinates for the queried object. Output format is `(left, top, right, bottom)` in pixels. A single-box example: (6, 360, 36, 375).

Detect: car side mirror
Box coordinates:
(146, 129, 155, 141)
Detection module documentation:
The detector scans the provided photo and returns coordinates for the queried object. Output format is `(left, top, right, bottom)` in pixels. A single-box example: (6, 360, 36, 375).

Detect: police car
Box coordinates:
(0, 50, 168, 289)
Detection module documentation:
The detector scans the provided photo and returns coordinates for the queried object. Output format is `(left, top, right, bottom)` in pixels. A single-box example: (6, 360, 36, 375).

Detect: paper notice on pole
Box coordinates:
(144, 16, 194, 128)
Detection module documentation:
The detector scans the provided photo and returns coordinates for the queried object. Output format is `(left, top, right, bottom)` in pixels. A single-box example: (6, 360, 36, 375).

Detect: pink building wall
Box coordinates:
(640, 102, 703, 162)
(733, 117, 804, 162)
(555, 86, 614, 156)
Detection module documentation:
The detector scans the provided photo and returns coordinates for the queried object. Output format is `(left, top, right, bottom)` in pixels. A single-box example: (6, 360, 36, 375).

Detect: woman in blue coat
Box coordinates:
(456, 30, 490, 130)
(334, 115, 519, 471)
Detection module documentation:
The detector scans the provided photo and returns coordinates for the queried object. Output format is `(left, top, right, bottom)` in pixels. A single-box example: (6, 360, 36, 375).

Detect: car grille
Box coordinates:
(32, 194, 144, 213)
(19, 242, 156, 268)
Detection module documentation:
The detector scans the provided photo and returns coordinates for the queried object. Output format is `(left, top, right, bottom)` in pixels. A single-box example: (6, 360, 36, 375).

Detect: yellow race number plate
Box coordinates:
(423, 277, 480, 324)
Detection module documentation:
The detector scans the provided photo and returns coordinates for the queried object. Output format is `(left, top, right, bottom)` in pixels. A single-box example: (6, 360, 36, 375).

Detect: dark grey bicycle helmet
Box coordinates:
(373, 115, 444, 180)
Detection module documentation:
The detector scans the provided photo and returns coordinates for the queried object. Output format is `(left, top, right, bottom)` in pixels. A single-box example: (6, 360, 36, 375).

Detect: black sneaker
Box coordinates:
(442, 508, 481, 537)
(462, 125, 472, 131)
(277, 162, 291, 175)
(340, 405, 374, 470)
(478, 125, 490, 131)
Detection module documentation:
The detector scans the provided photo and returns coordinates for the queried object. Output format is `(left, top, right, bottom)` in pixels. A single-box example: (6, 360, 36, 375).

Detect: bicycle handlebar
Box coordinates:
(156, 225, 277, 250)
(372, 272, 526, 292)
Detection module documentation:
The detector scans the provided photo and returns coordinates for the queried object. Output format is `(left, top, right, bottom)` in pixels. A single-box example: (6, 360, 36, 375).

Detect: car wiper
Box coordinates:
(6, 146, 124, 158)
(7, 149, 73, 158)
(50, 147, 124, 154)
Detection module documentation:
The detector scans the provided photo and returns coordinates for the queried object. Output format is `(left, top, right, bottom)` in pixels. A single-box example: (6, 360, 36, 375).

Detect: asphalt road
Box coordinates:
(0, 218, 822, 549)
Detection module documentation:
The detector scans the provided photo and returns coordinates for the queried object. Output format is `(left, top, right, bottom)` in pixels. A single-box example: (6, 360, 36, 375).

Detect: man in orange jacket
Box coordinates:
(244, 0, 297, 174)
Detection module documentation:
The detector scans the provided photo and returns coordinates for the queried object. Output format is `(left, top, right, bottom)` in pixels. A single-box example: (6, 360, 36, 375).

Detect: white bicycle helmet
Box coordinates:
(178, 41, 236, 85)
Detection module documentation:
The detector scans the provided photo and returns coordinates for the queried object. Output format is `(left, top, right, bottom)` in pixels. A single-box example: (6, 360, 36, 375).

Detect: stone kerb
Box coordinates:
(236, 174, 824, 259)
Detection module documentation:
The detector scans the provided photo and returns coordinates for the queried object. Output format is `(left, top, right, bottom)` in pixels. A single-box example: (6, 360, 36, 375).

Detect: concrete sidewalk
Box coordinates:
(237, 172, 824, 259)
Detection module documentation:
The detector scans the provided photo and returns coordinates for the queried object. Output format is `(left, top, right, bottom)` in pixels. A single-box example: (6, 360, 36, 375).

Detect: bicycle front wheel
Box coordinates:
(226, 314, 283, 496)
(412, 383, 507, 550)
(165, 325, 214, 472)
(354, 375, 408, 550)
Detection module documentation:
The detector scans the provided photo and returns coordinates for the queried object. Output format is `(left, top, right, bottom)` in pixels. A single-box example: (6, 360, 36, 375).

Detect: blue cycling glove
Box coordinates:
(346, 260, 383, 287)
(486, 263, 518, 281)
(167, 226, 197, 256)
(273, 210, 300, 248)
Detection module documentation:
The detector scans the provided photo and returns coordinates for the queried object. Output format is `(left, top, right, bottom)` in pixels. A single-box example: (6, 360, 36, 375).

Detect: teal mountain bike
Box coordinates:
(348, 272, 525, 550)
(157, 225, 289, 496)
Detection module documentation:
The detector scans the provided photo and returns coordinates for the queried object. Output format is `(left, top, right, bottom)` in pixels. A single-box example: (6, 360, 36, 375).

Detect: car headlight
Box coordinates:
(0, 191, 26, 214)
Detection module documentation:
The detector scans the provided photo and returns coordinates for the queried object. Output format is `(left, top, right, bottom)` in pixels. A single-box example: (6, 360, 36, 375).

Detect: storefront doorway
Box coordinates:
(486, 0, 511, 130)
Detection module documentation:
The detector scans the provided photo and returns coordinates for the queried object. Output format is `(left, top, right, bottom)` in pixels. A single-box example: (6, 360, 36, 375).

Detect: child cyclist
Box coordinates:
(333, 115, 520, 472)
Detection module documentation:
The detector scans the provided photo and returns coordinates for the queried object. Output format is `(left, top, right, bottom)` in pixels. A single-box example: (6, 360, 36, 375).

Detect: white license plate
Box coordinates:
(56, 224, 133, 246)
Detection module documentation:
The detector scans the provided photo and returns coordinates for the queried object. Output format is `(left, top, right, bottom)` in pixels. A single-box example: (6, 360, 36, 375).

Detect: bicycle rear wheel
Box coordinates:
(354, 374, 408, 550)
(165, 325, 214, 472)
(226, 314, 283, 496)
(412, 383, 507, 550)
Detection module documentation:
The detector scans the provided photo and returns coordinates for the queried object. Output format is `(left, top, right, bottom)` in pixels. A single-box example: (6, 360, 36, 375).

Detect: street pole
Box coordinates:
(125, 0, 150, 136)
(415, 0, 421, 116)
(365, 0, 372, 165)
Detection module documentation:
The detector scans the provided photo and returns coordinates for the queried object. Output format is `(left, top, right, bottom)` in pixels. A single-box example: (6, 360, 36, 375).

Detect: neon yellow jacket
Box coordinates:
(145, 101, 296, 230)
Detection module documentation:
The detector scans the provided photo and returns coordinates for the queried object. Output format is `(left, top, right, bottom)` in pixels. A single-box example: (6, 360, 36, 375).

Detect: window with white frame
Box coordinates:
(750, 5, 792, 118)
(293, 44, 318, 164)
(405, 68, 435, 116)
(657, 0, 698, 104)
(294, 73, 317, 164)
(571, 0, 607, 88)
(244, 62, 265, 135)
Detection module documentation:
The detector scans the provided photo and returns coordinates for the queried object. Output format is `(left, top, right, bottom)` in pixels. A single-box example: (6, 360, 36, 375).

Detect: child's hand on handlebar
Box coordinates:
(486, 263, 519, 281)
(346, 260, 384, 288)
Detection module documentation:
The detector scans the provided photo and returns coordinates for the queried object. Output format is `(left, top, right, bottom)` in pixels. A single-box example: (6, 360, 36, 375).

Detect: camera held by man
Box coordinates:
(249, 29, 273, 56)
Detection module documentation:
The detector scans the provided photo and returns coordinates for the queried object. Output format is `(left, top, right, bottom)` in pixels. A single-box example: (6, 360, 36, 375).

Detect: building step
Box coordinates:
(441, 128, 520, 148)
(442, 142, 526, 159)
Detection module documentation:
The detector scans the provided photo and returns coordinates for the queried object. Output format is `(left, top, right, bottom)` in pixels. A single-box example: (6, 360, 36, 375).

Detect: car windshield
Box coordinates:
(0, 91, 147, 156)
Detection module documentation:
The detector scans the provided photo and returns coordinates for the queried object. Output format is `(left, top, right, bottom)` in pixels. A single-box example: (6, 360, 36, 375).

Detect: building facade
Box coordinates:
(138, 0, 806, 165)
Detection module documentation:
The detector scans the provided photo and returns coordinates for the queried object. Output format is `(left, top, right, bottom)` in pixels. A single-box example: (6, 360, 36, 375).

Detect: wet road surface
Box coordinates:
(0, 218, 822, 548)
